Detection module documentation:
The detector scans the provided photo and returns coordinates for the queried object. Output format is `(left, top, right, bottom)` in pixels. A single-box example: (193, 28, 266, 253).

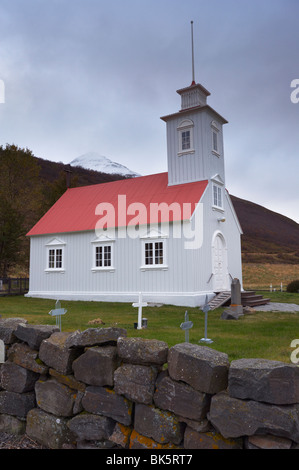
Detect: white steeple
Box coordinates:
(177, 21, 211, 111)
(177, 82, 210, 110)
(161, 21, 228, 186)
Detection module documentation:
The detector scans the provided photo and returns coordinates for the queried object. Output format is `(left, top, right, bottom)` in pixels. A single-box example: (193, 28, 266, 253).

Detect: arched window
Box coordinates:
(177, 119, 194, 156)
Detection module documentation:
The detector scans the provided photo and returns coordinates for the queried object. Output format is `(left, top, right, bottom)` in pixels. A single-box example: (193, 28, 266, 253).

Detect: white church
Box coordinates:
(26, 47, 243, 307)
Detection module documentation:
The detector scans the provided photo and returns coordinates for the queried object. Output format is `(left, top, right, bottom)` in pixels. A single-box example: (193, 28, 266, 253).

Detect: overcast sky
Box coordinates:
(0, 0, 299, 223)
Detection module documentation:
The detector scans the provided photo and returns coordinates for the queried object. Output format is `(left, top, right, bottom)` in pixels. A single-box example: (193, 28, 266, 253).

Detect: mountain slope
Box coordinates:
(70, 152, 140, 178)
(34, 156, 299, 264)
(34, 155, 128, 186)
(231, 195, 299, 264)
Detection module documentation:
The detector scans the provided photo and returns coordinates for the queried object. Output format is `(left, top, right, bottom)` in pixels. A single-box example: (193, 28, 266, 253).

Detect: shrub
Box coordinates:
(286, 280, 299, 293)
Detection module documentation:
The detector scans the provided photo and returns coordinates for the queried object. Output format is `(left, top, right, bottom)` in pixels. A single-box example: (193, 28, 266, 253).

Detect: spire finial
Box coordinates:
(191, 20, 196, 85)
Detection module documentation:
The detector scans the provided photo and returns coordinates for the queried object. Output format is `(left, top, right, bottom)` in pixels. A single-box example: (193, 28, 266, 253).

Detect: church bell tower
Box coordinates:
(161, 22, 228, 187)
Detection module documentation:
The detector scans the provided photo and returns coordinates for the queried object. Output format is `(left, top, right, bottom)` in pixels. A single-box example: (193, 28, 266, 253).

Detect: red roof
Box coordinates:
(27, 172, 208, 236)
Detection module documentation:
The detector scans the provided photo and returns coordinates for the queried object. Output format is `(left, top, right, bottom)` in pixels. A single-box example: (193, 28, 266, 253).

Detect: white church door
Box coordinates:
(212, 232, 228, 292)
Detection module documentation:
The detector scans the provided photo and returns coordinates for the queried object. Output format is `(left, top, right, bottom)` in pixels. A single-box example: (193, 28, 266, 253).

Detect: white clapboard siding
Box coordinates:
(27, 183, 242, 307)
(165, 109, 226, 187)
(27, 78, 243, 307)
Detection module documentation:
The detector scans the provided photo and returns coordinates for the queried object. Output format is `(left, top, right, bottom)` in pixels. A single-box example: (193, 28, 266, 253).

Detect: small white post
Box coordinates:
(132, 292, 148, 330)
(137, 292, 142, 329)
(199, 295, 213, 344)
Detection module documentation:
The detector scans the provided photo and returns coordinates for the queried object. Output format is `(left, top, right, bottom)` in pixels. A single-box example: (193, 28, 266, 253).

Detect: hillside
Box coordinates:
(231, 196, 299, 264)
(34, 156, 126, 186)
(35, 157, 299, 265)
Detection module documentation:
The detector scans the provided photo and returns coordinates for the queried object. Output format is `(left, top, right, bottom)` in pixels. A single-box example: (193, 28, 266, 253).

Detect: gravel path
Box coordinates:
(254, 302, 299, 313)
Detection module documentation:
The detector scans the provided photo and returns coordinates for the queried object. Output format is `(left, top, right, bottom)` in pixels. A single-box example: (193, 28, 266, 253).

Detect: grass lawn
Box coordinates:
(242, 263, 299, 291)
(1, 292, 299, 364)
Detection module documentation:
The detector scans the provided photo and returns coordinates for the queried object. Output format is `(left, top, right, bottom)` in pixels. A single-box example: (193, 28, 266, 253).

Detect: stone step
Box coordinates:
(243, 294, 264, 301)
(241, 291, 257, 297)
(241, 291, 270, 307)
(209, 290, 271, 309)
(242, 297, 271, 307)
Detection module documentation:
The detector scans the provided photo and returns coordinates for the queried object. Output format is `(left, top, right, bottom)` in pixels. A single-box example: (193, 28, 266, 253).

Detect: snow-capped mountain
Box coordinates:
(70, 152, 140, 178)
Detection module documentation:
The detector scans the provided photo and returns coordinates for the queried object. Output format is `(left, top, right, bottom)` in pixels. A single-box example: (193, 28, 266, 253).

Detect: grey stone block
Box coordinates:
(184, 426, 242, 449)
(65, 327, 127, 348)
(68, 412, 115, 441)
(0, 361, 39, 393)
(228, 358, 299, 404)
(39, 331, 81, 375)
(0, 413, 26, 435)
(14, 323, 59, 349)
(134, 403, 184, 445)
(154, 375, 210, 421)
(209, 391, 299, 443)
(168, 343, 229, 394)
(117, 337, 168, 365)
(114, 363, 157, 404)
(35, 378, 78, 417)
(72, 346, 118, 386)
(221, 307, 244, 320)
(0, 318, 28, 344)
(26, 408, 75, 449)
(7, 342, 48, 374)
(0, 390, 36, 418)
(82, 386, 133, 426)
(49, 368, 86, 392)
(246, 434, 293, 449)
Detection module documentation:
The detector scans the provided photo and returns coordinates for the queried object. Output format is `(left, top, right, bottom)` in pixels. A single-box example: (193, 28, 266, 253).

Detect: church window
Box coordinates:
(45, 238, 65, 272)
(212, 130, 218, 153)
(211, 121, 220, 156)
(48, 248, 63, 269)
(145, 241, 164, 266)
(95, 245, 112, 267)
(140, 233, 168, 270)
(177, 119, 194, 155)
(92, 238, 115, 271)
(182, 130, 191, 150)
(213, 184, 223, 209)
(48, 249, 55, 269)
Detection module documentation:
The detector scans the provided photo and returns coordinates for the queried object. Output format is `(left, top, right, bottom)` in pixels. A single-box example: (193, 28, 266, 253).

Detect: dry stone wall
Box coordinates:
(0, 317, 299, 449)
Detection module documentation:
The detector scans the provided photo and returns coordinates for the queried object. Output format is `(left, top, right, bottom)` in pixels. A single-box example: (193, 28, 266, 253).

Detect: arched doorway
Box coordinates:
(212, 232, 228, 292)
